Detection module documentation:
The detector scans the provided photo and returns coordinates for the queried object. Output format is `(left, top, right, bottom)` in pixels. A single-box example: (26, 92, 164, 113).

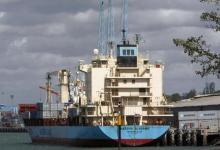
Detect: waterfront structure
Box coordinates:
(171, 94, 220, 134)
(0, 105, 23, 128)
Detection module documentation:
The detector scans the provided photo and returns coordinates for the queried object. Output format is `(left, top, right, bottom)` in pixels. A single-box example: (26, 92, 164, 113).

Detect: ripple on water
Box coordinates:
(0, 133, 218, 150)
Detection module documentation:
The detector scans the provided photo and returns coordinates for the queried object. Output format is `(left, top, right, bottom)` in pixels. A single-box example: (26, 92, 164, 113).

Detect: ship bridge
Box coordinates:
(117, 44, 138, 67)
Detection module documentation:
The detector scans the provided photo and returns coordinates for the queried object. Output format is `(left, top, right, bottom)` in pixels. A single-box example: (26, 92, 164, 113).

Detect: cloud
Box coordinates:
(0, 12, 6, 18)
(130, 9, 202, 32)
(0, 0, 219, 104)
(46, 23, 66, 35)
(0, 0, 18, 3)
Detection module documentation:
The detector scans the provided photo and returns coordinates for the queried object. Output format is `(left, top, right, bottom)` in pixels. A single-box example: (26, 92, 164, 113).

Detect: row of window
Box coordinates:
(123, 79, 135, 84)
(112, 88, 148, 93)
(122, 49, 135, 56)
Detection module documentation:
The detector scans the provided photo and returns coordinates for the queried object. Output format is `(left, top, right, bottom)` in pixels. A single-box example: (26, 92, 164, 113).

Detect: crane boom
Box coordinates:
(107, 0, 114, 43)
(107, 0, 115, 57)
(39, 86, 59, 96)
(98, 0, 105, 55)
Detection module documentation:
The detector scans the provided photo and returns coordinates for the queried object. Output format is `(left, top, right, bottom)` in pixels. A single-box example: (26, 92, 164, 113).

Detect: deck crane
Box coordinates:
(107, 0, 115, 57)
(45, 72, 52, 104)
(98, 0, 115, 57)
(43, 71, 59, 104)
(39, 86, 59, 96)
(98, 0, 105, 55)
(42, 70, 71, 104)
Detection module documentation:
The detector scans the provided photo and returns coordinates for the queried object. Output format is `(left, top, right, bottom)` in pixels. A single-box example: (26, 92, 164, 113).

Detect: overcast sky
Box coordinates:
(0, 0, 219, 104)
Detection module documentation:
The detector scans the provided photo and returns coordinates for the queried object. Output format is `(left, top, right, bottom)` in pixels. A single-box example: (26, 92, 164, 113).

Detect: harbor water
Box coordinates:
(0, 133, 219, 150)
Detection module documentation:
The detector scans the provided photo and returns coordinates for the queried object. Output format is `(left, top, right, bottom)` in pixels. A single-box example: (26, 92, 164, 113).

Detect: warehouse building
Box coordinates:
(171, 94, 220, 134)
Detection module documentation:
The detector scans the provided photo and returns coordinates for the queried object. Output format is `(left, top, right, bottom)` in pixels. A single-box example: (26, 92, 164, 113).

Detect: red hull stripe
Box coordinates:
(119, 139, 153, 146)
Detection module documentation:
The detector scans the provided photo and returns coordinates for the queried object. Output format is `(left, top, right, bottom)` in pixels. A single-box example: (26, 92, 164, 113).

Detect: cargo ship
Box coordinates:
(22, 0, 173, 147)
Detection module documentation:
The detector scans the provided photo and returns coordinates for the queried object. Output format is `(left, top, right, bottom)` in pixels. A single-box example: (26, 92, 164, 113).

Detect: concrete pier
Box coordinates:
(160, 128, 218, 146)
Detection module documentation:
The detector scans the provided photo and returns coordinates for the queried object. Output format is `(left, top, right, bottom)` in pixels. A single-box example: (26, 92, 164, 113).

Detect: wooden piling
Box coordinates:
(203, 129, 207, 146)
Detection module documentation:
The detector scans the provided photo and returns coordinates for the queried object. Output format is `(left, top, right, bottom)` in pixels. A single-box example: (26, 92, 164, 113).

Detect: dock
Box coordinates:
(160, 128, 220, 146)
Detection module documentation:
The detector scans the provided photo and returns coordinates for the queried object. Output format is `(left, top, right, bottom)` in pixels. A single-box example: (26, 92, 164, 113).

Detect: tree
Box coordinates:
(166, 89, 197, 102)
(182, 89, 197, 99)
(188, 89, 197, 98)
(210, 82, 216, 93)
(165, 93, 181, 102)
(170, 93, 181, 102)
(173, 0, 220, 78)
(203, 82, 216, 94)
(165, 94, 171, 102)
(215, 90, 220, 94)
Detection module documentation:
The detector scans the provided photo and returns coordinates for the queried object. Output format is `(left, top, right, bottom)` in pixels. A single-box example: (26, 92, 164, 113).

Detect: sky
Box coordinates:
(0, 0, 219, 104)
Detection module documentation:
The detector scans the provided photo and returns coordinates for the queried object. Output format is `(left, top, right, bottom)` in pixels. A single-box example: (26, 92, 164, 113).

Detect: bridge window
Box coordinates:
(132, 79, 135, 84)
(123, 49, 126, 55)
(144, 60, 148, 64)
(139, 88, 146, 92)
(127, 49, 130, 56)
(123, 80, 127, 84)
(131, 50, 134, 56)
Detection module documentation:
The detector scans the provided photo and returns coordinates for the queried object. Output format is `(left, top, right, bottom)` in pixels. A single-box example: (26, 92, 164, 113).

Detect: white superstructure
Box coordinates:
(78, 42, 173, 125)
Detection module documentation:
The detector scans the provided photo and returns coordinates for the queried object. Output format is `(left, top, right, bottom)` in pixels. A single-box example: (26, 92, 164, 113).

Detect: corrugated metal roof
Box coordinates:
(171, 95, 220, 108)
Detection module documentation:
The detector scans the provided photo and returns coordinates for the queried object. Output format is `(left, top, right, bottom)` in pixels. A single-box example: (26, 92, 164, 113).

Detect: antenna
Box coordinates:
(122, 0, 128, 44)
(134, 34, 145, 45)
(98, 0, 105, 55)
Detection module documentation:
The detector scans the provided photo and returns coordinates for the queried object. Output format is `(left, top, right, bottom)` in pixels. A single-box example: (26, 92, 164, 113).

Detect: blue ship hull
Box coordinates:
(27, 125, 169, 147)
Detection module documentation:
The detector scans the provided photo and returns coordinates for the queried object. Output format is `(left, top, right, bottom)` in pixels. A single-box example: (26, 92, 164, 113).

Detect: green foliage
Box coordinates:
(188, 89, 197, 97)
(203, 82, 216, 94)
(164, 94, 171, 102)
(182, 89, 197, 99)
(173, 0, 220, 78)
(166, 89, 197, 102)
(170, 93, 181, 102)
(173, 37, 220, 77)
(201, 11, 220, 31)
(200, 0, 220, 4)
(215, 90, 220, 93)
